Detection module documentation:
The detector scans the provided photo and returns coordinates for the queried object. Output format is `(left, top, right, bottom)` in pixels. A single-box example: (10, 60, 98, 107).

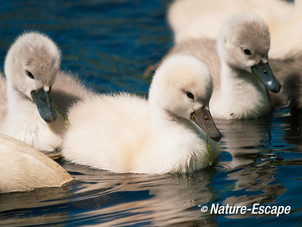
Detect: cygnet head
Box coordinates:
(4, 32, 61, 123)
(149, 54, 221, 142)
(217, 13, 281, 93)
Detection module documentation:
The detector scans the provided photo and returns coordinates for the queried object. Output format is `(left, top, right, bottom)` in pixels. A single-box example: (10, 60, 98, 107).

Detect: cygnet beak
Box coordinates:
(31, 87, 57, 123)
(251, 61, 281, 93)
(190, 107, 221, 142)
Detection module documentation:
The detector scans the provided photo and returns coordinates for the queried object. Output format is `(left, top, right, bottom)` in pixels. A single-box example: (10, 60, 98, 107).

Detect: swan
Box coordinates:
(269, 58, 302, 111)
(168, 14, 281, 119)
(0, 134, 73, 193)
(62, 54, 221, 174)
(0, 32, 95, 152)
(168, 0, 302, 59)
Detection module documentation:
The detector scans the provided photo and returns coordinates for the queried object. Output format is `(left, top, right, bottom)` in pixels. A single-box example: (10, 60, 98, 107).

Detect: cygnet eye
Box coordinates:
(186, 91, 194, 100)
(26, 70, 34, 79)
(243, 49, 252, 56)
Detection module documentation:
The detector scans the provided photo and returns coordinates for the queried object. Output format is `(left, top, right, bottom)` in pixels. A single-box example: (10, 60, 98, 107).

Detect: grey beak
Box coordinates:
(191, 107, 221, 142)
(251, 60, 281, 93)
(31, 87, 57, 123)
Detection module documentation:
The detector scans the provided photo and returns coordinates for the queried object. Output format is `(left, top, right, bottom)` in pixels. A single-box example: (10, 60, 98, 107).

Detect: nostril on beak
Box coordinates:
(190, 112, 195, 121)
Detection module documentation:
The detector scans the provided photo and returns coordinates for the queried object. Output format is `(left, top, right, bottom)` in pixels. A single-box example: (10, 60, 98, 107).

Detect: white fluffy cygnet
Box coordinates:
(0, 32, 94, 152)
(62, 54, 221, 174)
(168, 0, 302, 59)
(169, 14, 281, 119)
(0, 134, 73, 193)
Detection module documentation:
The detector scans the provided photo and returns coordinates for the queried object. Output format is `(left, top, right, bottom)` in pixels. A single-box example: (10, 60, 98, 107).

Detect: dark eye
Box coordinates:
(243, 49, 252, 55)
(186, 92, 194, 100)
(26, 70, 34, 79)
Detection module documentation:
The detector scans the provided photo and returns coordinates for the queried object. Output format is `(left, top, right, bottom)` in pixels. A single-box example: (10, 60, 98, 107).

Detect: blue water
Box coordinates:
(0, 0, 302, 226)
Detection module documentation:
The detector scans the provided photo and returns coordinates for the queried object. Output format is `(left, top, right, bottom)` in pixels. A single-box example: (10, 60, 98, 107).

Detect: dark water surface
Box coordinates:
(0, 0, 302, 226)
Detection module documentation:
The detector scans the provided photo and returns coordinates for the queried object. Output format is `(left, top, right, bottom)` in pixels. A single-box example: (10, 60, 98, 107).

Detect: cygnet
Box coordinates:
(62, 54, 221, 174)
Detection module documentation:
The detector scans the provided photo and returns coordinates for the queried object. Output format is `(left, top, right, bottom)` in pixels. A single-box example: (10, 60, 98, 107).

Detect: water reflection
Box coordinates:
(209, 116, 288, 218)
(0, 163, 219, 226)
(62, 164, 216, 226)
(284, 112, 302, 152)
(224, 166, 286, 208)
(0, 186, 72, 226)
(217, 117, 273, 168)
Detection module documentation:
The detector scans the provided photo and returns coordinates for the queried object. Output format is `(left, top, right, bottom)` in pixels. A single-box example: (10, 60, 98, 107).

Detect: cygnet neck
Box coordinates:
(6, 81, 33, 112)
(5, 80, 65, 135)
(148, 95, 202, 138)
(220, 61, 267, 99)
(148, 96, 176, 127)
(214, 59, 272, 119)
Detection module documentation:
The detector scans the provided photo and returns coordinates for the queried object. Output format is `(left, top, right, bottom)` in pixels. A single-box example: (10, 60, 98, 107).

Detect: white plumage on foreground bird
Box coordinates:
(62, 54, 221, 174)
